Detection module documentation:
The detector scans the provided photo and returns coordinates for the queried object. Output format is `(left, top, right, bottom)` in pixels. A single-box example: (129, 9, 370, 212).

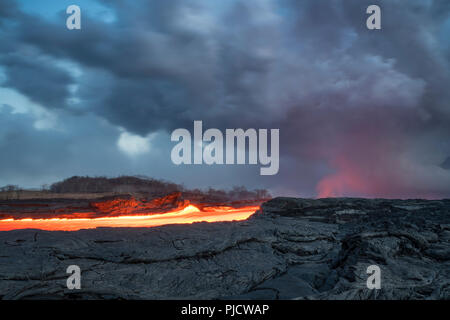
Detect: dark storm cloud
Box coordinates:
(0, 0, 19, 20)
(1, 54, 74, 109)
(5, 0, 284, 132)
(1, 0, 450, 197)
(442, 157, 450, 170)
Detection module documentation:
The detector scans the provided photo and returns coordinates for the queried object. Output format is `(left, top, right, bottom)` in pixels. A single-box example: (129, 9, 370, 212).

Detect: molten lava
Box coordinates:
(0, 204, 259, 232)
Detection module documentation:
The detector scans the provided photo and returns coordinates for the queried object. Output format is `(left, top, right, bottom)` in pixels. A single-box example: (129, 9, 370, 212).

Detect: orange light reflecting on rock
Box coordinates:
(0, 204, 259, 231)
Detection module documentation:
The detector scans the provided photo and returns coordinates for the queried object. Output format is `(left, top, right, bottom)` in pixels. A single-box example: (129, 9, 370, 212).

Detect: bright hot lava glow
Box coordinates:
(0, 204, 260, 232)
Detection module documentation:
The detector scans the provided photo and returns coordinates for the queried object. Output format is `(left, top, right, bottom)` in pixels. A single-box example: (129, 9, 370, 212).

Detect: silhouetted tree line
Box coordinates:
(0, 185, 22, 200)
(48, 176, 271, 200)
(0, 185, 20, 192)
(49, 176, 181, 194)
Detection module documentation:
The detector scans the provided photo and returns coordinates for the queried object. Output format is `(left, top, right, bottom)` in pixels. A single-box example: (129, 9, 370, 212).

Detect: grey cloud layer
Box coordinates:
(0, 0, 450, 197)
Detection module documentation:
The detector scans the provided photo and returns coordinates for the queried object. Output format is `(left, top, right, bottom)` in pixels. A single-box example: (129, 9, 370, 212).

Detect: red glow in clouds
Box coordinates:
(0, 204, 259, 231)
(317, 156, 367, 198)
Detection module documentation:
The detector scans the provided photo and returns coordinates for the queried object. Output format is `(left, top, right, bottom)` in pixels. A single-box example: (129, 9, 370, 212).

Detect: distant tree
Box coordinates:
(0, 185, 20, 200)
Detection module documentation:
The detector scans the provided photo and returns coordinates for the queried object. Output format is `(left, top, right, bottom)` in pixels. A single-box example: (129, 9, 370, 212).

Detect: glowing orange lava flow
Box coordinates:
(0, 205, 259, 232)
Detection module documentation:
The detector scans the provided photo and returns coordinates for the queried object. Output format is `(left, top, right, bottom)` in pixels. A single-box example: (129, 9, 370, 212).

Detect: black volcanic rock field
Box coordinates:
(0, 197, 449, 300)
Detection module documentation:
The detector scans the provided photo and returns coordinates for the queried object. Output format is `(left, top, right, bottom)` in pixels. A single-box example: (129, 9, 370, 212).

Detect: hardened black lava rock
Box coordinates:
(0, 197, 448, 299)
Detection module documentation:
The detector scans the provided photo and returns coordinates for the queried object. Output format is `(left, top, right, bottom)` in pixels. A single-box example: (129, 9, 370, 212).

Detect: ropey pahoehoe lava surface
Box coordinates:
(0, 197, 449, 300)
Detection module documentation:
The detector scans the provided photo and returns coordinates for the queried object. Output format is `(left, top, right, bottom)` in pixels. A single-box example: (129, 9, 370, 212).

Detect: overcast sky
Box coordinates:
(1, 0, 450, 198)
